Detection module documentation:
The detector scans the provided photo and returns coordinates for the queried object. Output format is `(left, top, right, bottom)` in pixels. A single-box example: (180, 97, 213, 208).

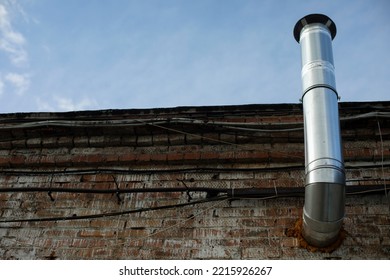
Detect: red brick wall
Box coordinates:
(0, 102, 389, 259)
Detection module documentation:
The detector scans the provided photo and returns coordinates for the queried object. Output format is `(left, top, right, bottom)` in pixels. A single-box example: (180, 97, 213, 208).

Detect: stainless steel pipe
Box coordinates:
(294, 14, 345, 247)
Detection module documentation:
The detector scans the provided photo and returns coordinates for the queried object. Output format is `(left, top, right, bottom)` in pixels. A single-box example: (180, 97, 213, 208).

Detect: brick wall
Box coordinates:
(0, 102, 389, 259)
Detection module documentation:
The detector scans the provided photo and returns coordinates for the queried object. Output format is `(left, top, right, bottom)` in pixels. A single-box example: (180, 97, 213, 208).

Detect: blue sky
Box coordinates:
(0, 0, 389, 113)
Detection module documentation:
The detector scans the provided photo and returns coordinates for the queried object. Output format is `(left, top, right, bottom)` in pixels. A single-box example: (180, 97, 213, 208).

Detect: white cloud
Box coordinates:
(5, 0, 30, 23)
(36, 96, 98, 112)
(55, 96, 98, 112)
(0, 3, 28, 67)
(35, 97, 54, 111)
(4, 72, 30, 95)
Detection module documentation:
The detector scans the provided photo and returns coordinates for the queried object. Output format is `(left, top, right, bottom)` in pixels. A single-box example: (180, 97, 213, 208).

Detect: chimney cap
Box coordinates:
(294, 14, 337, 42)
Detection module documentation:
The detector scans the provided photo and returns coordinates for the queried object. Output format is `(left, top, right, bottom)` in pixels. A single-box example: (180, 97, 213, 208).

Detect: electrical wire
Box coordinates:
(0, 195, 228, 224)
(3, 196, 231, 251)
(137, 120, 306, 158)
(0, 186, 228, 195)
(0, 109, 388, 223)
(0, 159, 388, 177)
(0, 111, 389, 131)
(0, 119, 306, 159)
(0, 184, 386, 196)
(0, 165, 307, 176)
(133, 197, 229, 241)
(0, 185, 386, 224)
(0, 111, 388, 162)
(1, 185, 388, 252)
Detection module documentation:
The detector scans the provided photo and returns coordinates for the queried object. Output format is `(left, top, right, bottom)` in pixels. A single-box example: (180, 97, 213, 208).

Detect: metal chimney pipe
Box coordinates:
(293, 14, 345, 247)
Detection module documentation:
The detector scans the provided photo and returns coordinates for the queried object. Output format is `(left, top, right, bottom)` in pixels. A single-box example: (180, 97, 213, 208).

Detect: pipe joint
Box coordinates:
(303, 182, 345, 247)
(302, 212, 343, 247)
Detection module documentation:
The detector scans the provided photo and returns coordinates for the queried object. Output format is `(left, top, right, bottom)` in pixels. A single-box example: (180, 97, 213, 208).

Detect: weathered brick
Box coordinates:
(41, 137, 58, 148)
(168, 133, 186, 145)
(73, 136, 89, 147)
(0, 141, 12, 149)
(57, 137, 74, 147)
(86, 154, 104, 163)
(381, 237, 390, 245)
(136, 135, 153, 146)
(241, 218, 275, 227)
(120, 228, 151, 238)
(192, 246, 234, 259)
(92, 248, 113, 258)
(121, 136, 137, 146)
(241, 247, 265, 259)
(192, 228, 225, 239)
(183, 152, 201, 160)
(152, 134, 169, 145)
(280, 237, 299, 247)
(118, 153, 137, 162)
(78, 230, 116, 238)
(54, 155, 73, 167)
(24, 155, 41, 166)
(9, 155, 26, 166)
(26, 138, 42, 148)
(200, 151, 219, 160)
(137, 153, 151, 162)
(0, 157, 10, 166)
(11, 139, 27, 148)
(150, 153, 167, 161)
(167, 153, 184, 161)
(88, 136, 105, 147)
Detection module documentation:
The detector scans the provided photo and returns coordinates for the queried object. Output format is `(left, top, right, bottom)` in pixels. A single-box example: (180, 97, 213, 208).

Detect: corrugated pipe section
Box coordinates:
(294, 14, 346, 247)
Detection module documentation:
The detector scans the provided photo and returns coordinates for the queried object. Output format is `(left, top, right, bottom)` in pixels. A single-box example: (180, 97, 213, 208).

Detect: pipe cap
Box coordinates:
(294, 14, 337, 42)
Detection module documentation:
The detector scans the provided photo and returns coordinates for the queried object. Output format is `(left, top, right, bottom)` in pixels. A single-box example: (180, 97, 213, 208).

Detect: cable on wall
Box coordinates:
(0, 185, 386, 224)
(0, 185, 386, 196)
(0, 160, 389, 177)
(0, 111, 389, 130)
(0, 195, 228, 224)
(0, 111, 388, 164)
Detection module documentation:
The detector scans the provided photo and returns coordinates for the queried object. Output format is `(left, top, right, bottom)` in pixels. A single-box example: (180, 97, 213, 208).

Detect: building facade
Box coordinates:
(0, 101, 389, 259)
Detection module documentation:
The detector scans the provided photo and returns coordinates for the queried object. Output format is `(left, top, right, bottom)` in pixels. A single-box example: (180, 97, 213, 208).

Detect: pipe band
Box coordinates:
(302, 84, 339, 101)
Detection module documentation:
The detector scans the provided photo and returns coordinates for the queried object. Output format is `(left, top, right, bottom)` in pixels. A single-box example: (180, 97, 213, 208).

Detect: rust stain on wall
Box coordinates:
(286, 218, 347, 253)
